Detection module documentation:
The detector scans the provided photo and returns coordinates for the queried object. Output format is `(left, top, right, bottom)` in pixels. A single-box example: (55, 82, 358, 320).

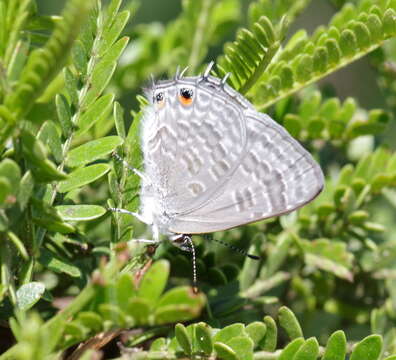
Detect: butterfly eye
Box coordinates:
(179, 88, 194, 105)
(154, 92, 165, 108)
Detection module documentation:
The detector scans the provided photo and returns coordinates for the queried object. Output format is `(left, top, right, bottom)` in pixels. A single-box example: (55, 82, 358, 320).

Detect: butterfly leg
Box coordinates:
(112, 152, 151, 185)
(108, 207, 152, 225)
(129, 238, 158, 245)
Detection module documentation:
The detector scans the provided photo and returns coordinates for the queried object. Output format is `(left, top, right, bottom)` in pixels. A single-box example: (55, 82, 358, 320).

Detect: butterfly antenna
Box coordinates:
(185, 235, 198, 293)
(208, 236, 261, 260)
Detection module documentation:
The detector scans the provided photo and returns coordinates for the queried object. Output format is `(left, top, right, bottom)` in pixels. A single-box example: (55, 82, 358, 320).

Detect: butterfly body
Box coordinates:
(138, 68, 324, 243)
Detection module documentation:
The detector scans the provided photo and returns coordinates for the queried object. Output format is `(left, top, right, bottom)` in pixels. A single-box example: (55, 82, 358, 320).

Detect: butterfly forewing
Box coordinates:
(142, 78, 249, 215)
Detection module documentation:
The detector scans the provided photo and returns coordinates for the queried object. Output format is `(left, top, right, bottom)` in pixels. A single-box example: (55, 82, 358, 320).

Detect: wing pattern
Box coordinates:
(169, 110, 323, 234)
(141, 82, 248, 215)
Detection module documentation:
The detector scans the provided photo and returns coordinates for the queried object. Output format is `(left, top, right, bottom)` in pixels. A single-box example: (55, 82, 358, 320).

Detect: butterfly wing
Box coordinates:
(169, 110, 324, 234)
(141, 79, 250, 216)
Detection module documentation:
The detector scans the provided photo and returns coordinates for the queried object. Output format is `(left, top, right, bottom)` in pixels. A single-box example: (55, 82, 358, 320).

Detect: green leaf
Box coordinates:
(38, 248, 82, 278)
(155, 286, 205, 324)
(116, 273, 136, 309)
(293, 337, 320, 360)
(260, 316, 277, 351)
(7, 231, 28, 260)
(213, 323, 246, 344)
(262, 232, 292, 278)
(103, 0, 123, 30)
(38, 120, 63, 163)
(76, 93, 114, 137)
(83, 62, 117, 109)
(72, 40, 87, 75)
(114, 101, 126, 138)
(214, 342, 238, 360)
(323, 330, 347, 360)
(64, 68, 79, 107)
(278, 306, 303, 340)
(0, 159, 21, 194)
(126, 298, 150, 325)
(175, 323, 192, 355)
(246, 321, 266, 348)
(64, 322, 86, 340)
(383, 8, 396, 37)
(138, 260, 170, 307)
(155, 304, 202, 325)
(58, 164, 110, 193)
(296, 54, 313, 82)
(150, 338, 167, 351)
(66, 136, 123, 167)
(98, 303, 127, 327)
(99, 10, 130, 56)
(16, 282, 45, 311)
(227, 336, 254, 360)
(21, 130, 66, 182)
(350, 335, 382, 360)
(240, 243, 261, 290)
(301, 238, 354, 281)
(56, 94, 73, 137)
(76, 312, 103, 333)
(55, 205, 106, 221)
(101, 36, 129, 65)
(217, 14, 280, 93)
(279, 338, 305, 360)
(196, 322, 213, 355)
(157, 286, 206, 309)
(0, 177, 11, 205)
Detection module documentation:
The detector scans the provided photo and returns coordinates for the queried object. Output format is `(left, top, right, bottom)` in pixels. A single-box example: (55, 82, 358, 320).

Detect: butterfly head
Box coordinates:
(146, 67, 252, 117)
(151, 83, 196, 111)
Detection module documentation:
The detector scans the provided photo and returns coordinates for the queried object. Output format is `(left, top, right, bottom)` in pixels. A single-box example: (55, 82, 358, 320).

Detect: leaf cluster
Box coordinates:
(0, 0, 396, 359)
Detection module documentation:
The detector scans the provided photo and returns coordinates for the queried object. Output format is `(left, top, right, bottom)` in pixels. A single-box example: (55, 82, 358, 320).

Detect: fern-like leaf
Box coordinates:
(0, 0, 94, 151)
(248, 0, 311, 25)
(216, 14, 285, 94)
(252, 2, 396, 110)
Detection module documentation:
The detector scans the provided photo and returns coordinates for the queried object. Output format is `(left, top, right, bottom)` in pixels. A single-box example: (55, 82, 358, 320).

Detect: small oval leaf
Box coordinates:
(323, 330, 347, 360)
(66, 136, 123, 167)
(350, 335, 382, 360)
(58, 164, 110, 193)
(55, 205, 106, 221)
(16, 282, 45, 311)
(175, 323, 192, 355)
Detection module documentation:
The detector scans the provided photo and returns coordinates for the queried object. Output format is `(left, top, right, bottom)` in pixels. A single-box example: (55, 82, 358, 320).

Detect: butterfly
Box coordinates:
(111, 61, 324, 275)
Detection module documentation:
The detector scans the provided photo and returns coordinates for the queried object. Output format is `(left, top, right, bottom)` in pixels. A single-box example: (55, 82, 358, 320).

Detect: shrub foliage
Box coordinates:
(0, 0, 396, 359)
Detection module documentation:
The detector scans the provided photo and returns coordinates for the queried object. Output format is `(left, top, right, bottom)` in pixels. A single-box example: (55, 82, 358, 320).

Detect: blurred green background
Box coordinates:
(37, 0, 385, 109)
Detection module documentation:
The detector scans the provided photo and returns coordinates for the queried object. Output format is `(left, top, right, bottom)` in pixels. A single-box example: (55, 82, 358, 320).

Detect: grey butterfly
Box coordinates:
(111, 62, 324, 252)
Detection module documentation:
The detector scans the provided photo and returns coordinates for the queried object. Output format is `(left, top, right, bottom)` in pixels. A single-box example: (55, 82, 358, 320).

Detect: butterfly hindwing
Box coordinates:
(169, 110, 324, 234)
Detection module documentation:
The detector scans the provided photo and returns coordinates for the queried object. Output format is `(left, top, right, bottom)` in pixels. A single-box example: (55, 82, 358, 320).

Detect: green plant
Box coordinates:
(1, 0, 396, 359)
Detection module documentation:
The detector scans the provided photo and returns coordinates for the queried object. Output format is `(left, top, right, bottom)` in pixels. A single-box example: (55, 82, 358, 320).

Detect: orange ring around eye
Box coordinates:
(179, 95, 193, 106)
(179, 88, 194, 106)
(157, 99, 165, 108)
